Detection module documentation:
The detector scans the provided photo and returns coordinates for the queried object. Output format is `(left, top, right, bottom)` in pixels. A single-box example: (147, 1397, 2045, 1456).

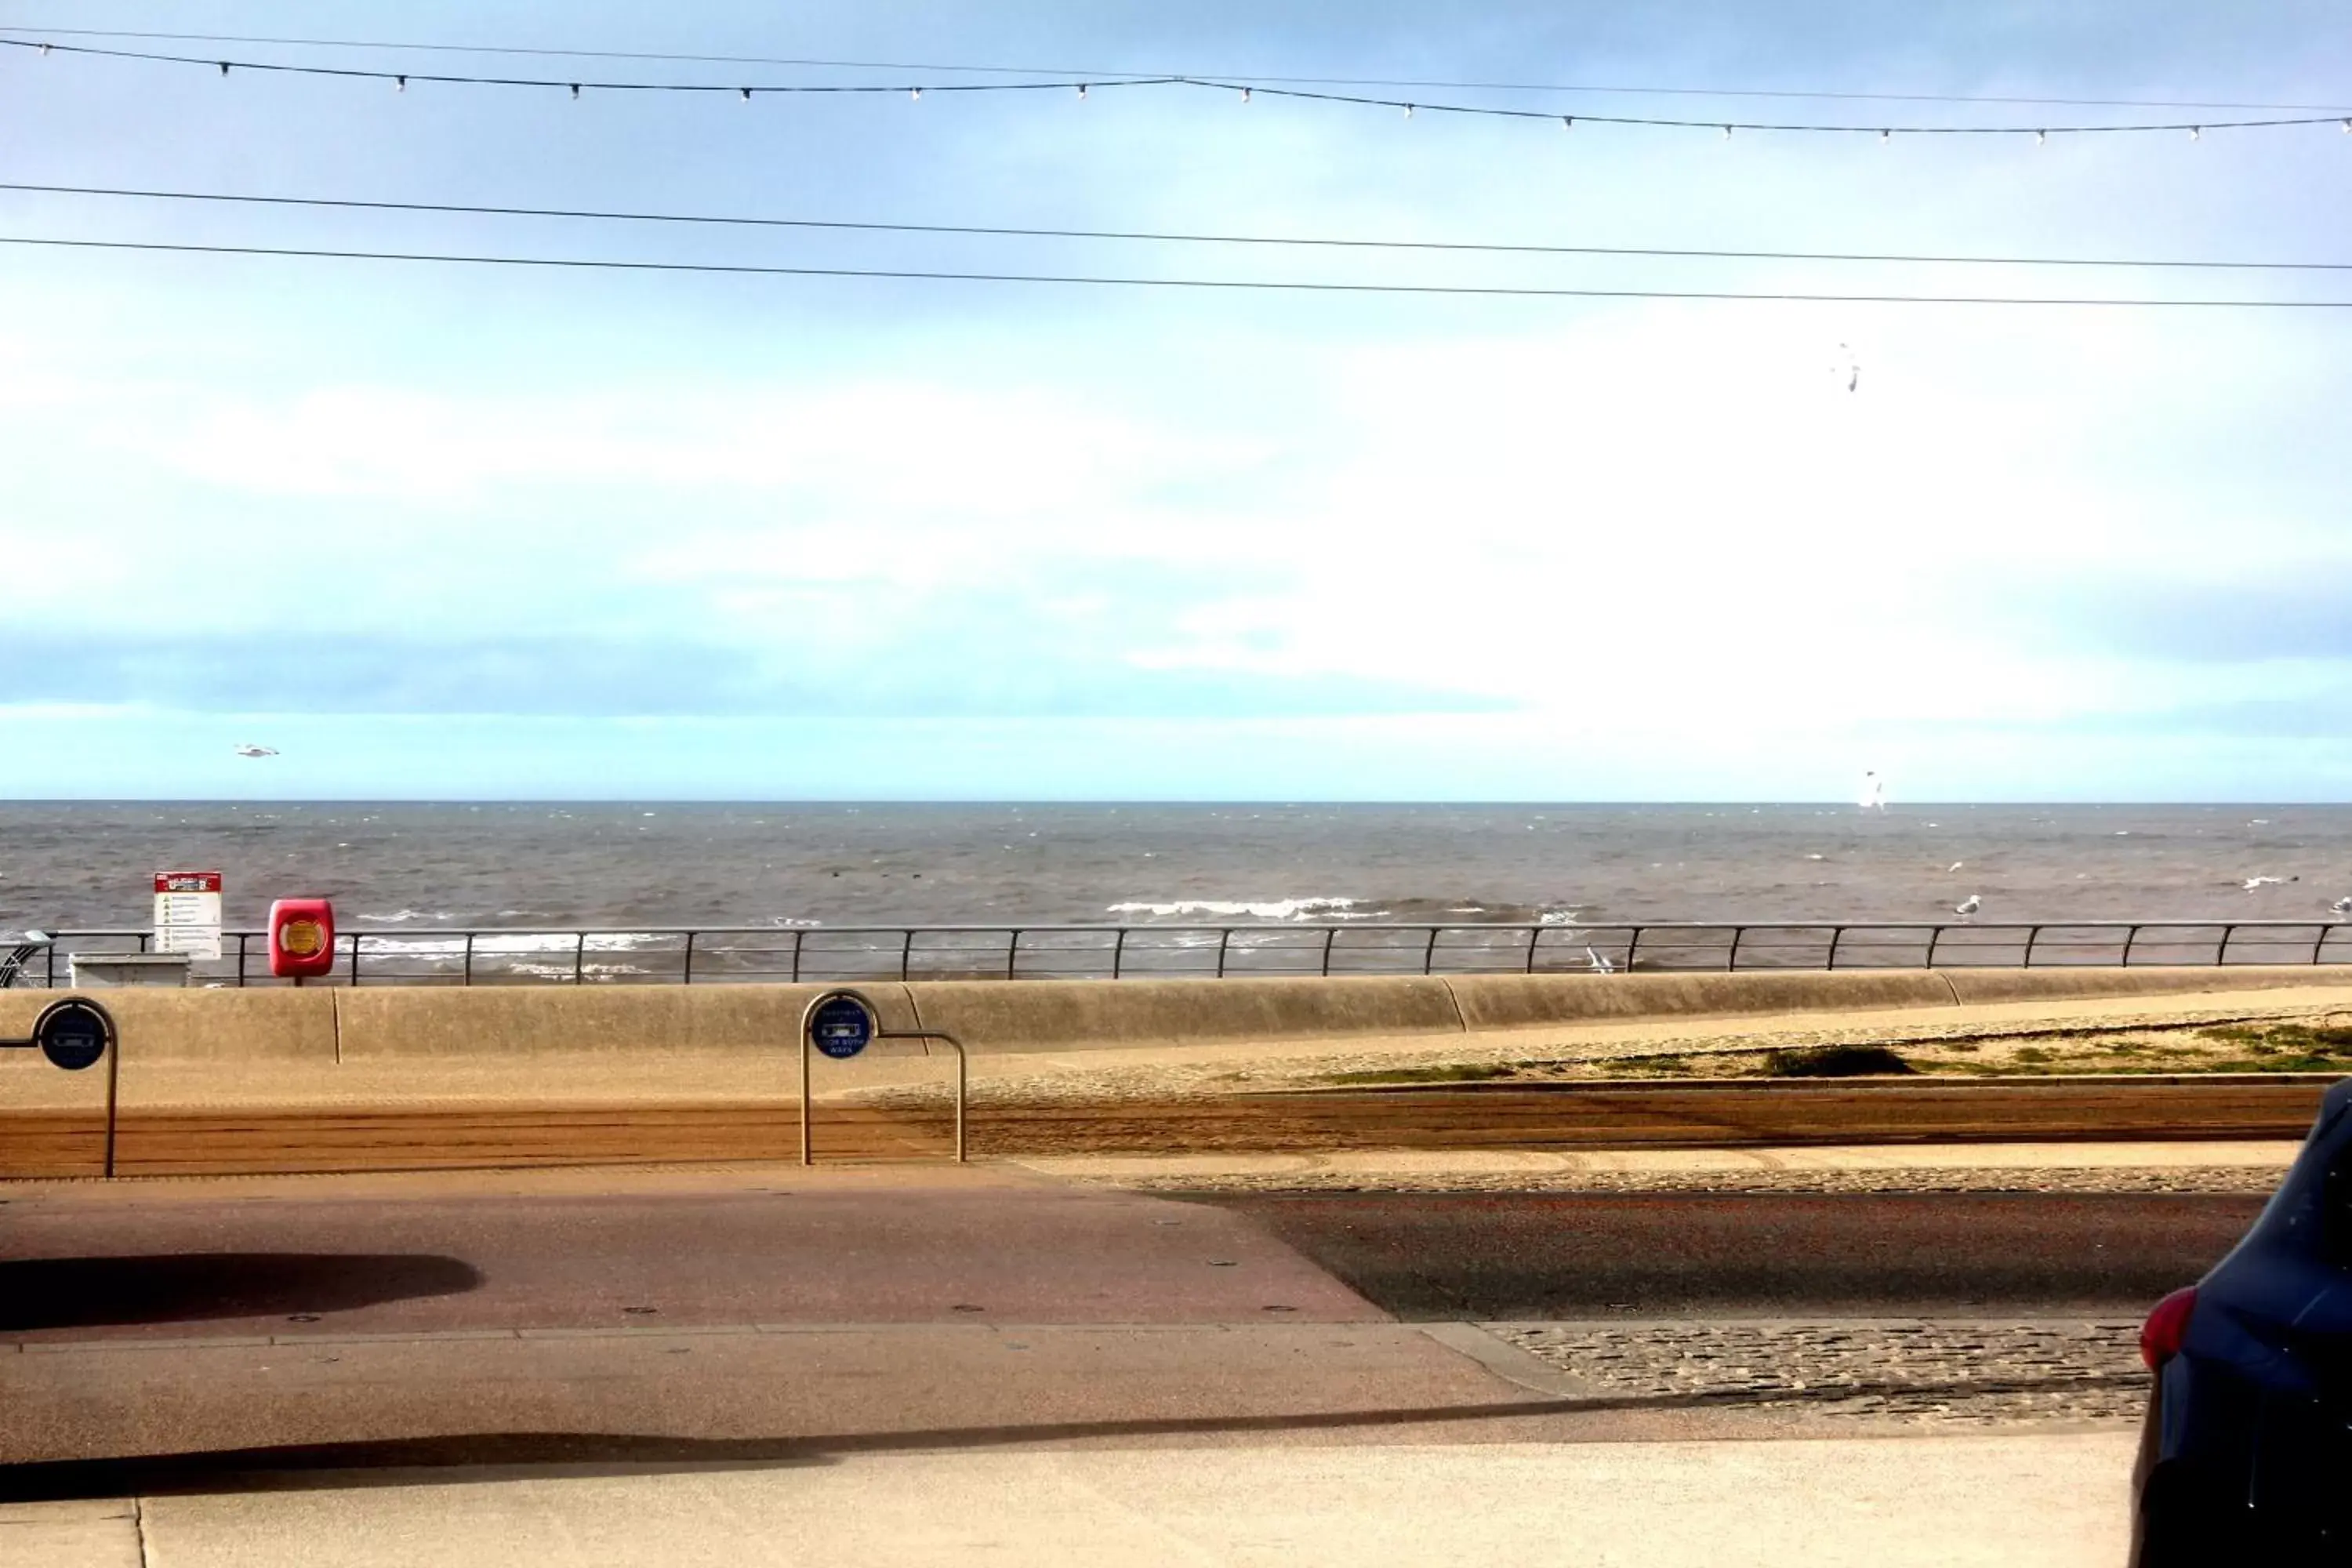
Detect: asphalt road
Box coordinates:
(1189, 1190, 2259, 1318)
(0, 1170, 2259, 1338)
(0, 1167, 2223, 1497)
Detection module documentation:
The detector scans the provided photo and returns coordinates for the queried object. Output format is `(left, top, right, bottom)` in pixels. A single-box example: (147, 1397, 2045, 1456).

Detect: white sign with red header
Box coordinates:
(154, 870, 223, 960)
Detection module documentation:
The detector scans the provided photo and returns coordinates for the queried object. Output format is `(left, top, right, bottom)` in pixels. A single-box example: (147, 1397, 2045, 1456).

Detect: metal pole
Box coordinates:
(1725, 926, 1743, 972)
(574, 931, 586, 985)
(2023, 925, 2040, 968)
(236, 933, 248, 989)
(1215, 927, 1231, 978)
(1524, 925, 1542, 974)
(799, 1003, 811, 1166)
(1006, 930, 1020, 981)
(2123, 925, 2140, 967)
(1422, 927, 1439, 975)
(1112, 927, 1127, 980)
(2218, 924, 2236, 966)
(1323, 927, 1339, 977)
(1624, 927, 1642, 974)
(103, 1012, 120, 1178)
(348, 932, 361, 987)
(792, 929, 804, 983)
(463, 931, 475, 987)
(1926, 924, 1943, 968)
(1826, 926, 1843, 971)
(900, 928, 914, 981)
(681, 930, 695, 985)
(2315, 924, 2332, 965)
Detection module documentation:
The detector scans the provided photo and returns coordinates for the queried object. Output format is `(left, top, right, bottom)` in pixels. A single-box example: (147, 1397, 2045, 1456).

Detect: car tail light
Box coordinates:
(2141, 1287, 2198, 1370)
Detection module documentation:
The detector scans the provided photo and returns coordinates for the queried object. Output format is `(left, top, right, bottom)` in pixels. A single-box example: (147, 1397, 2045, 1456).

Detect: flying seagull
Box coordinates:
(233, 744, 278, 758)
(2332, 896, 2352, 920)
(1584, 946, 1617, 974)
(1955, 895, 1982, 918)
(1858, 771, 1887, 811)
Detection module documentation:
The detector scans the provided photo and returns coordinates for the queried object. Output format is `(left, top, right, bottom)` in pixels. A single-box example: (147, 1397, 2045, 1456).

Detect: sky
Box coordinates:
(2, 2, 2350, 800)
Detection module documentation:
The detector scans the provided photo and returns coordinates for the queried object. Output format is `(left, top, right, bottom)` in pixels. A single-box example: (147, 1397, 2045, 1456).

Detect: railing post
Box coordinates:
(1925, 925, 1942, 969)
(1323, 927, 1338, 977)
(1112, 927, 1127, 980)
(2316, 924, 2332, 965)
(1524, 925, 1542, 974)
(1725, 927, 1743, 972)
(236, 932, 249, 988)
(2022, 925, 2040, 968)
(2122, 925, 2139, 967)
(350, 933, 362, 987)
(1825, 926, 1842, 971)
(1006, 930, 1021, 981)
(463, 931, 475, 987)
(1423, 927, 1440, 975)
(2218, 924, 2235, 966)
(901, 928, 915, 981)
(573, 931, 586, 985)
(1624, 927, 1642, 974)
(1215, 927, 1232, 978)
(679, 930, 693, 985)
(791, 929, 804, 983)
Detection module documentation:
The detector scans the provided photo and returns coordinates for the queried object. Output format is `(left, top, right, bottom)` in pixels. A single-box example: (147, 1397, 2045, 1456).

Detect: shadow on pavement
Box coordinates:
(0, 1370, 2147, 1502)
(0, 1254, 484, 1332)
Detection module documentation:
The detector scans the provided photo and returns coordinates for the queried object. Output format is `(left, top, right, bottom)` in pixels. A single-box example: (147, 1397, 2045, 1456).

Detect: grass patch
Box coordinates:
(1327, 1062, 1517, 1086)
(1761, 1044, 1915, 1078)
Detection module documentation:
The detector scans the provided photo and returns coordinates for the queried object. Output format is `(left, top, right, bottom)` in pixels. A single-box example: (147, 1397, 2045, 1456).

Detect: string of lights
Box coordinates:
(2, 24, 2343, 114)
(6, 180, 2345, 274)
(5, 34, 2347, 138)
(4, 233, 2347, 307)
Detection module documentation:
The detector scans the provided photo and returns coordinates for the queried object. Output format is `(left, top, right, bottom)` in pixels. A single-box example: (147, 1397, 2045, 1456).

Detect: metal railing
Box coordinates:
(11, 920, 2352, 987)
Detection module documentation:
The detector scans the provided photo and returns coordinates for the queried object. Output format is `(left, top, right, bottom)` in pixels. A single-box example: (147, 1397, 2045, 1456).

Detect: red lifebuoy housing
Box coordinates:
(268, 898, 336, 980)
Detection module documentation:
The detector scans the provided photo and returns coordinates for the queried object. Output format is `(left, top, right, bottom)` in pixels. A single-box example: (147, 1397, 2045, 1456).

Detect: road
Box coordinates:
(0, 1163, 2193, 1563)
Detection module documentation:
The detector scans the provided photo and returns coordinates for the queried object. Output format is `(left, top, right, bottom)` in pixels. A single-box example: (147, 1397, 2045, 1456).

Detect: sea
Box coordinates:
(3, 801, 2349, 935)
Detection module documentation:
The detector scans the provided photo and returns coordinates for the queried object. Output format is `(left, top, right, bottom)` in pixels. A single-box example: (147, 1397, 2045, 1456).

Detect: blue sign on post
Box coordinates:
(36, 998, 110, 1073)
(809, 993, 875, 1060)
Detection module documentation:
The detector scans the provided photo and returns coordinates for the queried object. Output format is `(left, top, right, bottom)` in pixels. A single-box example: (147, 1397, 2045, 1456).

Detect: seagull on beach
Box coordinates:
(233, 743, 278, 758)
(1955, 895, 1982, 919)
(2332, 896, 2352, 920)
(2243, 876, 2285, 891)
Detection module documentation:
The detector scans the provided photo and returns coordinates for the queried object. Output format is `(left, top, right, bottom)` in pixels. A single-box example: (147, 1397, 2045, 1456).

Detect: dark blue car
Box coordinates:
(2135, 1077, 2352, 1563)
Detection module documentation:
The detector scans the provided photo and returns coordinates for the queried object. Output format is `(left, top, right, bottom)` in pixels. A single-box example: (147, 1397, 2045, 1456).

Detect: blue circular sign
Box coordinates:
(809, 993, 875, 1060)
(36, 998, 111, 1073)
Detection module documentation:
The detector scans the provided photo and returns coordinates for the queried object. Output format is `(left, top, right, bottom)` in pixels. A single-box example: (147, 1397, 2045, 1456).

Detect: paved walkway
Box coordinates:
(7, 1432, 2136, 1567)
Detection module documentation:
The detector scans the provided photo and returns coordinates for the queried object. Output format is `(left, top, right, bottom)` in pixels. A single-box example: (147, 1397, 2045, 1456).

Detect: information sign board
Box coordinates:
(154, 871, 223, 961)
(809, 993, 876, 1059)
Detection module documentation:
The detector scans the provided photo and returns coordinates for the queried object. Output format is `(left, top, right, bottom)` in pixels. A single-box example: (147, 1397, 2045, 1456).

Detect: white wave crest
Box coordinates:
(1107, 898, 1372, 922)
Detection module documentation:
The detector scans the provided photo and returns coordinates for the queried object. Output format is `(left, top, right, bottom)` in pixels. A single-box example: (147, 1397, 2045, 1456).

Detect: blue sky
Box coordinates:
(2, 2, 2350, 800)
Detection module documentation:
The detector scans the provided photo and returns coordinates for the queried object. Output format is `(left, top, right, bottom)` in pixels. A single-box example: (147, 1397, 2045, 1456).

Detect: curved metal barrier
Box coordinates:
(18, 920, 2352, 987)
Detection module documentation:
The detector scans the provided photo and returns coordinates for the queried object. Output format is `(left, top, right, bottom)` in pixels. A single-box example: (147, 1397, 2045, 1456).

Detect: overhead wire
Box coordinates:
(5, 180, 2347, 274)
(2, 24, 2347, 114)
(2, 233, 2347, 307)
(2, 35, 2345, 136)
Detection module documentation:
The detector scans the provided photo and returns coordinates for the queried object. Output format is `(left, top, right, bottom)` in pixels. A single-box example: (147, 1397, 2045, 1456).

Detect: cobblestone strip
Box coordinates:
(1493, 1319, 2148, 1425)
(1086, 1166, 2286, 1195)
